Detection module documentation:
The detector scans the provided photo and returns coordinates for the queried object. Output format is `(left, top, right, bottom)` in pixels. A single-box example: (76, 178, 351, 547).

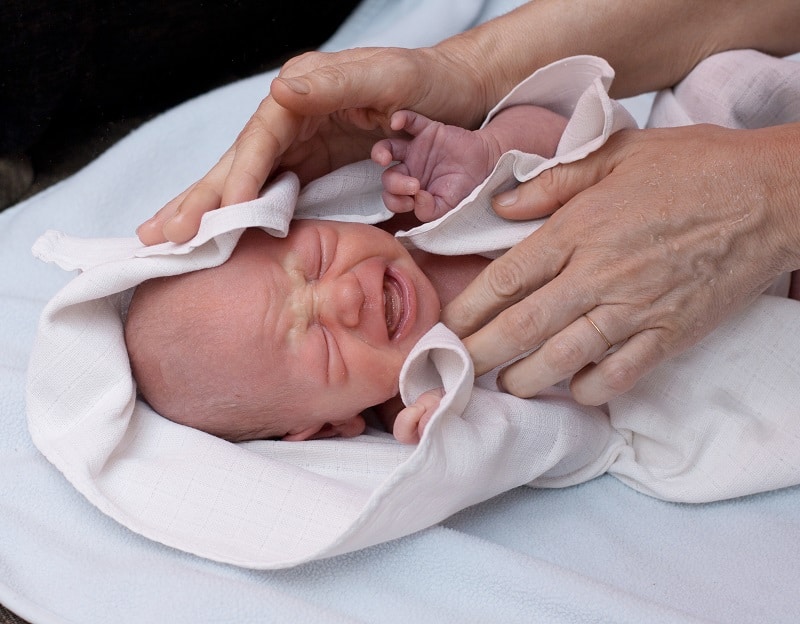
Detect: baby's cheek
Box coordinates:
(367, 350, 406, 401)
(377, 364, 402, 400)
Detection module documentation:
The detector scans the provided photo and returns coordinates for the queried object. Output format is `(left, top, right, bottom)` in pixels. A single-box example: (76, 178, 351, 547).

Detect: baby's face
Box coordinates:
(148, 221, 441, 441)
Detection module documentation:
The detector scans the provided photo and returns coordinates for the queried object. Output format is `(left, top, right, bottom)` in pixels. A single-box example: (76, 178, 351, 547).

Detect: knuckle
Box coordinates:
(499, 373, 528, 399)
(310, 63, 352, 91)
(607, 126, 637, 147)
(238, 114, 270, 143)
(191, 178, 215, 192)
(544, 333, 589, 375)
(600, 356, 640, 396)
(485, 255, 528, 300)
(498, 362, 535, 399)
(535, 166, 560, 196)
(185, 179, 218, 204)
(279, 50, 322, 77)
(496, 305, 545, 351)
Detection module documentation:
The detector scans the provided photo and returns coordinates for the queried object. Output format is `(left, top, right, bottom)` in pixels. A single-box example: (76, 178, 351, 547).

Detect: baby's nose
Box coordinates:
(317, 272, 364, 328)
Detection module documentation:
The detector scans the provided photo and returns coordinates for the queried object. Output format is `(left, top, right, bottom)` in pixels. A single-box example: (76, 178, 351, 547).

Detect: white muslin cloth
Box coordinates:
(26, 52, 800, 571)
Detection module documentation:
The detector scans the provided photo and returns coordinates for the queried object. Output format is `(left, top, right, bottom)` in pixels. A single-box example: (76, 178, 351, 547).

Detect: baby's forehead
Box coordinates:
(243, 221, 320, 251)
(238, 221, 323, 266)
(235, 218, 391, 273)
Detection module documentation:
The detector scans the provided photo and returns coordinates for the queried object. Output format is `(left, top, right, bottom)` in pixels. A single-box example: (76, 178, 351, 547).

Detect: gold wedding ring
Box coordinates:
(584, 314, 612, 350)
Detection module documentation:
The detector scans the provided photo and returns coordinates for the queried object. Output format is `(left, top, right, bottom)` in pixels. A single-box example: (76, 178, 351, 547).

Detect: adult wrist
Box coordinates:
(761, 122, 800, 272)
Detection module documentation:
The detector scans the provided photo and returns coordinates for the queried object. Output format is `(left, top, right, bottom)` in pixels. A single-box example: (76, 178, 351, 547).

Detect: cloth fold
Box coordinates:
(26, 51, 800, 571)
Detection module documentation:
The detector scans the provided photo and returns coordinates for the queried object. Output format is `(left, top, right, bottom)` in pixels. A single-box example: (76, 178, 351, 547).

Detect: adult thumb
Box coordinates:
(492, 138, 625, 221)
(270, 48, 418, 118)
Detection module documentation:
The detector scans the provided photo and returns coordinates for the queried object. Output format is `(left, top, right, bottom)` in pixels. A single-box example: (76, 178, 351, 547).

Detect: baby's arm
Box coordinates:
(393, 388, 445, 444)
(371, 105, 567, 221)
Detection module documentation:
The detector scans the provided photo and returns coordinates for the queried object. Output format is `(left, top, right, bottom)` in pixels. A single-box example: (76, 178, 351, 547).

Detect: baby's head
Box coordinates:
(125, 221, 441, 442)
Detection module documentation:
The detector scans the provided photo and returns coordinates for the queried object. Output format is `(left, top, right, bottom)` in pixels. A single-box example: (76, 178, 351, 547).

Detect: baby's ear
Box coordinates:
(281, 414, 366, 441)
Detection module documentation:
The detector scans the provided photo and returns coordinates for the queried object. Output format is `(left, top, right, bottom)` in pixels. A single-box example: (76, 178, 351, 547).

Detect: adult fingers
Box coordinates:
(496, 308, 622, 399)
(492, 305, 671, 406)
(440, 218, 570, 346)
(136, 189, 190, 244)
(453, 241, 591, 378)
(146, 97, 305, 244)
(491, 131, 632, 221)
(136, 156, 231, 245)
(442, 132, 633, 337)
(218, 101, 306, 207)
(163, 180, 226, 243)
(569, 330, 666, 405)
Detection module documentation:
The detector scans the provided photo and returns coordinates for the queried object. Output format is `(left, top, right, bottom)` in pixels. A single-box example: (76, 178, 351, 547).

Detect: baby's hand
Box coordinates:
(393, 388, 445, 444)
(371, 110, 500, 222)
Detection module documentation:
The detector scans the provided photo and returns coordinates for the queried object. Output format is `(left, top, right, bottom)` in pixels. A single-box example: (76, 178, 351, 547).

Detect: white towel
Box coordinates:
(26, 50, 800, 573)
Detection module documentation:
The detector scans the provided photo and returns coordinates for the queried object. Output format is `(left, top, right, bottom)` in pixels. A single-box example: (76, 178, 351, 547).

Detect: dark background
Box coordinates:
(0, 1, 360, 208)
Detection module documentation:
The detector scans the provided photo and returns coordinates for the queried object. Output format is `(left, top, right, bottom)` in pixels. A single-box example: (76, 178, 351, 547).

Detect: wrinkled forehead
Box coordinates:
(235, 223, 320, 265)
(133, 223, 328, 326)
(252, 217, 399, 257)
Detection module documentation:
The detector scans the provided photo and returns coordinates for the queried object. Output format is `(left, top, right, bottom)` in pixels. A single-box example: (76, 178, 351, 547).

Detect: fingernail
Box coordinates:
(279, 77, 310, 95)
(494, 189, 518, 206)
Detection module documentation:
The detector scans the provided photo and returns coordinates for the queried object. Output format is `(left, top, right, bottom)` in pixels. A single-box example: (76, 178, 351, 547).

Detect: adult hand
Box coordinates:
(441, 123, 800, 405)
(134, 0, 800, 246)
(137, 46, 490, 245)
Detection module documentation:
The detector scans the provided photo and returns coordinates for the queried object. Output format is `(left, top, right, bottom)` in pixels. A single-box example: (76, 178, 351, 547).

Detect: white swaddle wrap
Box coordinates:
(26, 53, 800, 570)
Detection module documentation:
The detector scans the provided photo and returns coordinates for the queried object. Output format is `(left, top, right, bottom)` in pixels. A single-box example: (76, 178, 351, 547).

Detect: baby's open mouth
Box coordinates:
(383, 271, 404, 339)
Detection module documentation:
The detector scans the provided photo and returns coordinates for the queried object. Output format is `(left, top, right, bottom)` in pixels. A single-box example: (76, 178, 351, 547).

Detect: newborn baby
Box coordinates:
(125, 104, 567, 443)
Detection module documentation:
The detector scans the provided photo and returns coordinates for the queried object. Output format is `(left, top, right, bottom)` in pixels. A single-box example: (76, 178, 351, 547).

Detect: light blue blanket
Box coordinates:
(2, 1, 798, 622)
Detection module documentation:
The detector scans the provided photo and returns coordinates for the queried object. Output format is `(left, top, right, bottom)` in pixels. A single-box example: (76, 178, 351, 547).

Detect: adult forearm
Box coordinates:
(439, 0, 800, 106)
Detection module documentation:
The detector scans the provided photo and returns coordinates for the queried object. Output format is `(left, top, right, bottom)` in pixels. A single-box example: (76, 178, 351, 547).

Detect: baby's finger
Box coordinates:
(394, 404, 424, 444)
(372, 136, 411, 166)
(388, 110, 413, 132)
(371, 139, 395, 167)
(394, 388, 444, 444)
(390, 110, 435, 137)
(413, 191, 440, 222)
(381, 190, 415, 214)
(381, 167, 420, 197)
